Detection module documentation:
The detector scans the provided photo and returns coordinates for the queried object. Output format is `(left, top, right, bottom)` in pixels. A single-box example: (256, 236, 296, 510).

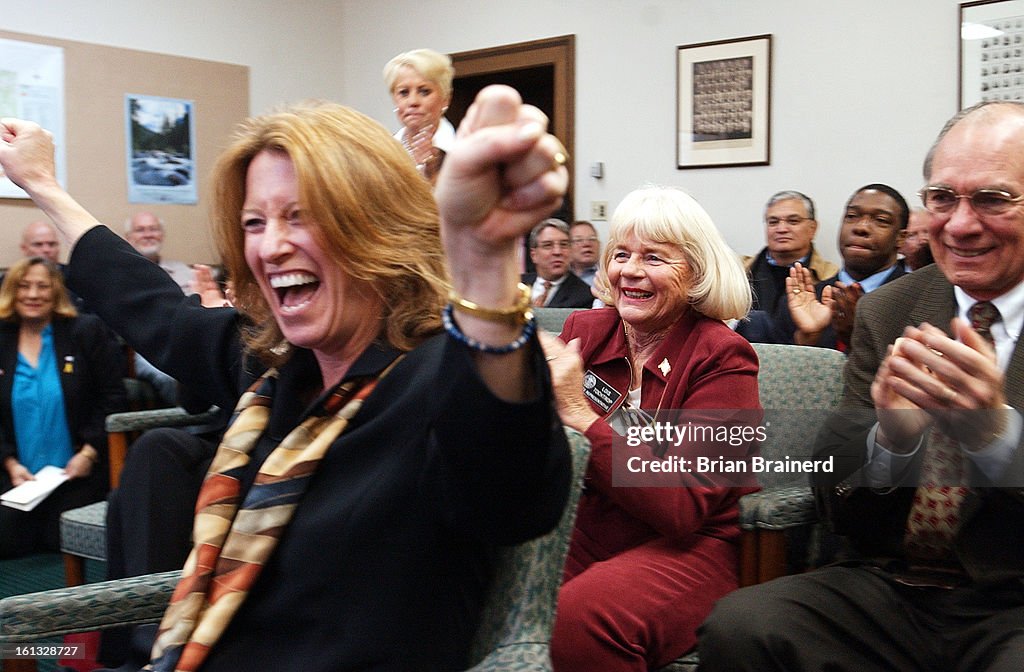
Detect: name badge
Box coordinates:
(63, 356, 75, 374)
(582, 369, 622, 413)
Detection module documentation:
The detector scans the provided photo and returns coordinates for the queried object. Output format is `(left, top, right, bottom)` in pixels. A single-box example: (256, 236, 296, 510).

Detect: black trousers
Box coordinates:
(99, 427, 216, 667)
(0, 466, 105, 558)
(698, 565, 1024, 672)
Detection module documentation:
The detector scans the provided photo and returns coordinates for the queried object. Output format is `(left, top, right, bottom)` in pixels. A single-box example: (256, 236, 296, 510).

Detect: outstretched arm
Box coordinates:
(436, 85, 568, 402)
(0, 119, 102, 247)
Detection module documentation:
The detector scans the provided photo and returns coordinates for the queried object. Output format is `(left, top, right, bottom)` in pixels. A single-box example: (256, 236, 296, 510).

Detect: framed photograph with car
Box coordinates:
(676, 34, 771, 169)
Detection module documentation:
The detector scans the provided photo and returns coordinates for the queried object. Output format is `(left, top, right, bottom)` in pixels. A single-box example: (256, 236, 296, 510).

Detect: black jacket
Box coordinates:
(0, 313, 126, 477)
(67, 226, 571, 671)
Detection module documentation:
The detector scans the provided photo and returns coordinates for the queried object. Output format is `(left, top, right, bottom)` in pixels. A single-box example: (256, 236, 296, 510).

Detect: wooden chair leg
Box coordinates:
(756, 529, 788, 584)
(63, 552, 86, 587)
(4, 658, 39, 672)
(108, 430, 129, 489)
(739, 529, 759, 587)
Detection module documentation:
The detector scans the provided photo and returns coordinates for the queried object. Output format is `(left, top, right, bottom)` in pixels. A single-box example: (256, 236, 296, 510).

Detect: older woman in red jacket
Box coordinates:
(542, 185, 761, 670)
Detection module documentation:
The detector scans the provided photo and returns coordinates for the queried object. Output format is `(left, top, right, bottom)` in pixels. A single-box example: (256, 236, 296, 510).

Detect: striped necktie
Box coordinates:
(534, 280, 552, 307)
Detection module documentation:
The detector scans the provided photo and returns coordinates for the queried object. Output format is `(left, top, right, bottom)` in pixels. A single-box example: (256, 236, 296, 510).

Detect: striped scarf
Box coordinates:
(145, 364, 390, 671)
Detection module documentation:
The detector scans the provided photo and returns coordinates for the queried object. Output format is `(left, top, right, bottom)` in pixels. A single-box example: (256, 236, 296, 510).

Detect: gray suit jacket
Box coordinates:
(814, 264, 1024, 585)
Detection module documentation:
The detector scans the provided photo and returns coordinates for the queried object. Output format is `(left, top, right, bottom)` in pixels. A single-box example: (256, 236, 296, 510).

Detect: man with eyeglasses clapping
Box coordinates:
(700, 101, 1024, 672)
(736, 190, 837, 343)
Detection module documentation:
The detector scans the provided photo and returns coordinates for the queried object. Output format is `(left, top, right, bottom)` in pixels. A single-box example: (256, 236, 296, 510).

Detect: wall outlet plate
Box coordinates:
(590, 201, 608, 220)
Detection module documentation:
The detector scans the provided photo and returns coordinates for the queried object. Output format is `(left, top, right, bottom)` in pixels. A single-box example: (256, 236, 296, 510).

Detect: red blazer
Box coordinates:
(560, 307, 761, 575)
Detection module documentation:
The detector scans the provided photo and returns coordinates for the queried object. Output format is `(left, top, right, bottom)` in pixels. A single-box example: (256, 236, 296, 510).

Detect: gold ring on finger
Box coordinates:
(553, 151, 567, 168)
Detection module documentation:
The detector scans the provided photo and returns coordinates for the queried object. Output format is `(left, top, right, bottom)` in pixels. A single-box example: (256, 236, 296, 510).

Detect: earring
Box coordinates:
(393, 107, 399, 113)
(442, 106, 449, 113)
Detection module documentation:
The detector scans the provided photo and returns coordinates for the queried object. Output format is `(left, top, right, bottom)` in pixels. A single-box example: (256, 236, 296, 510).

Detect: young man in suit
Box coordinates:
(521, 218, 594, 308)
(699, 102, 1024, 671)
(785, 183, 909, 350)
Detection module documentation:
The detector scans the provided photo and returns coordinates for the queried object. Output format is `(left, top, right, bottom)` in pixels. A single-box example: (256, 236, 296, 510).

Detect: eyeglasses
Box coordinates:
(766, 216, 811, 228)
(918, 186, 1024, 216)
(571, 236, 599, 245)
(535, 240, 571, 251)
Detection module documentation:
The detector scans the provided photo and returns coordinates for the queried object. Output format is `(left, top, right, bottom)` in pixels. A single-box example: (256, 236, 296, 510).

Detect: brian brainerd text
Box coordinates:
(625, 455, 834, 473)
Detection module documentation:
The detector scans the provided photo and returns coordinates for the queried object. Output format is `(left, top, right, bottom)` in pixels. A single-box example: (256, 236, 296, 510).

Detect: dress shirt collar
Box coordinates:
(531, 274, 566, 304)
(765, 250, 810, 267)
(954, 280, 1024, 371)
(837, 263, 899, 294)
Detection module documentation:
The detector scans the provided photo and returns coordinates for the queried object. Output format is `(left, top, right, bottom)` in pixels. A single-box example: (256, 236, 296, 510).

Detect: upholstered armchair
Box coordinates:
(533, 310, 849, 671)
(657, 342, 847, 672)
(59, 405, 221, 586)
(0, 428, 591, 672)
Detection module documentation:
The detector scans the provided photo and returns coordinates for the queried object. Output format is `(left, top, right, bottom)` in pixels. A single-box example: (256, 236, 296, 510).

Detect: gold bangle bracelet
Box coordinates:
(448, 283, 534, 325)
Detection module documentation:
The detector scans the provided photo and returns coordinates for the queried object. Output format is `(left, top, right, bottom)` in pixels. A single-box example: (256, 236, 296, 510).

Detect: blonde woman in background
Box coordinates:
(384, 48, 455, 184)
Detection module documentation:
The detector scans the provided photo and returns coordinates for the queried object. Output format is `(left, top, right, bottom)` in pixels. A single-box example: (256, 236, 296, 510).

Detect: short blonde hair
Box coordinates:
(210, 100, 449, 364)
(604, 185, 751, 321)
(0, 257, 78, 321)
(383, 49, 455, 100)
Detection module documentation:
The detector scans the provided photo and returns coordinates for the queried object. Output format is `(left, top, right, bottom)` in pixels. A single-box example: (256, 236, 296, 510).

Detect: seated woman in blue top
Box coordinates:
(0, 256, 126, 558)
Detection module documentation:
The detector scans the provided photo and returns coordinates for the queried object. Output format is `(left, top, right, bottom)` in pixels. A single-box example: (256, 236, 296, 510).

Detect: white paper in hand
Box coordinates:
(1, 465, 69, 511)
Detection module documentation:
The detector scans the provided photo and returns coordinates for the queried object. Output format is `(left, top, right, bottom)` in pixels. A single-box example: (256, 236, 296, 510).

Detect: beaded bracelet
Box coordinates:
(443, 303, 537, 354)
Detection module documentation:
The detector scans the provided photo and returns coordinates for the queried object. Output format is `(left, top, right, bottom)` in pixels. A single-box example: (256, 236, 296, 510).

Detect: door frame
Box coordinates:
(450, 35, 575, 206)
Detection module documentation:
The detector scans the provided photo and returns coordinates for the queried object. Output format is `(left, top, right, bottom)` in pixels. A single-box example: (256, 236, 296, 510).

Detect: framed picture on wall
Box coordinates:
(960, 0, 1024, 108)
(125, 94, 197, 204)
(676, 34, 771, 169)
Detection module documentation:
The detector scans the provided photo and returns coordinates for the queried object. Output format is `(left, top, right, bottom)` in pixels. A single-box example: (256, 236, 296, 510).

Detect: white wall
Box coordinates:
(1, 0, 349, 116)
(6, 0, 968, 266)
(339, 0, 963, 266)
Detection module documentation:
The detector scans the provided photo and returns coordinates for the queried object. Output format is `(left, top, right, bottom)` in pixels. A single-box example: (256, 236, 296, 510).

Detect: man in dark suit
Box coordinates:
(521, 218, 594, 308)
(699, 102, 1024, 671)
(785, 183, 909, 350)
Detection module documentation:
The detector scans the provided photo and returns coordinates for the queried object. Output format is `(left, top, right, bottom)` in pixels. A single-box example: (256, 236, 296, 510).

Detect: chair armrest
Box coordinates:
(466, 642, 550, 671)
(105, 406, 220, 433)
(0, 570, 179, 641)
(738, 486, 817, 531)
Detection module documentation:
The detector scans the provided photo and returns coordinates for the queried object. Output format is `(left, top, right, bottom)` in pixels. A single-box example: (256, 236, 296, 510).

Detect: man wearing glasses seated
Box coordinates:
(522, 218, 595, 308)
(568, 220, 602, 288)
(736, 190, 837, 344)
(699, 101, 1024, 672)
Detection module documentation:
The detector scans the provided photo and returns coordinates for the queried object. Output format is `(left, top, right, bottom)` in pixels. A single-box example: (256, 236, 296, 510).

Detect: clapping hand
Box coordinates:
(872, 320, 1007, 451)
(785, 263, 831, 345)
(828, 281, 863, 344)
